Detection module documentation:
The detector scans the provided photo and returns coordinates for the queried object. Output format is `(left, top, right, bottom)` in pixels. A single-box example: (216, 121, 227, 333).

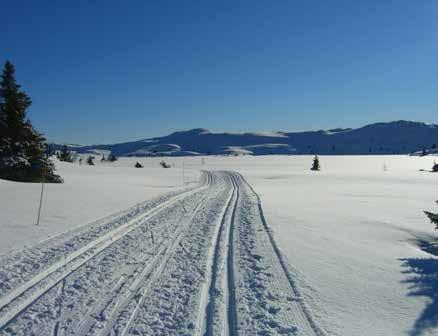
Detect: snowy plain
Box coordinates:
(0, 156, 199, 254)
(203, 155, 438, 336)
(0, 154, 437, 335)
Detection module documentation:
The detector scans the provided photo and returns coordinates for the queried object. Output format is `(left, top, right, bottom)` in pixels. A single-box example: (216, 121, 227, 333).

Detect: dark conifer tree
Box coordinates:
(311, 155, 320, 171)
(0, 60, 61, 182)
(46, 143, 54, 156)
(86, 155, 94, 165)
(425, 201, 438, 229)
(60, 145, 72, 162)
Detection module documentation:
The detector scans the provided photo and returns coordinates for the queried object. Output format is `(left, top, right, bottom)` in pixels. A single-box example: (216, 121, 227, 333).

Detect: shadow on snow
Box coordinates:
(400, 239, 438, 336)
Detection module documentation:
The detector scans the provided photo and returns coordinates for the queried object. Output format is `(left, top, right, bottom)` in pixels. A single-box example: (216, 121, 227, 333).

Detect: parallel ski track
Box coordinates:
(197, 172, 238, 336)
(0, 171, 324, 336)
(225, 174, 239, 336)
(237, 172, 324, 336)
(84, 172, 217, 336)
(0, 172, 212, 332)
(116, 172, 221, 336)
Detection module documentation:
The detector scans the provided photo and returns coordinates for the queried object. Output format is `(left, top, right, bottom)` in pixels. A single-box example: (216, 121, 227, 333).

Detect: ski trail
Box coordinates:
(236, 172, 325, 336)
(0, 171, 325, 336)
(225, 174, 239, 336)
(90, 177, 214, 336)
(0, 173, 211, 332)
(112, 172, 230, 335)
(117, 177, 216, 336)
(197, 172, 236, 336)
(51, 279, 66, 336)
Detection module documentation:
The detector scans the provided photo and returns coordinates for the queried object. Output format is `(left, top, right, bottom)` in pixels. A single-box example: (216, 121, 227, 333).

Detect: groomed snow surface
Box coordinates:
(0, 155, 437, 335)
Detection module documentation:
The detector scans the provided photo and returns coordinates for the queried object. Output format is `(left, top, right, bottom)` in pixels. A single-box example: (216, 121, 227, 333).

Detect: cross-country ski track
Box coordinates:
(0, 171, 325, 336)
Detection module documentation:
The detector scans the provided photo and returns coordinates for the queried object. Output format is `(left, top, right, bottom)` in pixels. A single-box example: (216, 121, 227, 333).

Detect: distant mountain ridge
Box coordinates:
(63, 120, 438, 156)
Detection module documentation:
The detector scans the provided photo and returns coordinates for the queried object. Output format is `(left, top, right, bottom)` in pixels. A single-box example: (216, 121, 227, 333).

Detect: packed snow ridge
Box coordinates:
(61, 120, 438, 156)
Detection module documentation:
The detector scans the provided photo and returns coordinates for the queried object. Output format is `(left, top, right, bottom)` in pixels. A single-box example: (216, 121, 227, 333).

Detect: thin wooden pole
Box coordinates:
(182, 160, 185, 185)
(36, 180, 45, 226)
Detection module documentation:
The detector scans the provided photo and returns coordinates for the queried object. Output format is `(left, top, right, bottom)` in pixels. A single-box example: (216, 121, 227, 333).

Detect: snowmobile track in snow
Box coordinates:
(0, 171, 324, 336)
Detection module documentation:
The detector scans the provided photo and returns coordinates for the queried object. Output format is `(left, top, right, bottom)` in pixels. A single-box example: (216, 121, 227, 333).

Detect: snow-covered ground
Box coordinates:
(1, 154, 437, 335)
(0, 156, 199, 254)
(200, 155, 438, 336)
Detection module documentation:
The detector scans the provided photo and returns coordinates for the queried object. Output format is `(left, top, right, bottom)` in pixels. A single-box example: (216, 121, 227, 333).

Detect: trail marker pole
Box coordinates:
(36, 168, 45, 226)
(182, 160, 185, 185)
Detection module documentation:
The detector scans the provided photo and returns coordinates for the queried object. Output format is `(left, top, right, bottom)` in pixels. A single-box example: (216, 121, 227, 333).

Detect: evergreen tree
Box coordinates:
(311, 155, 320, 171)
(0, 60, 61, 182)
(425, 201, 438, 230)
(86, 156, 94, 166)
(135, 162, 143, 168)
(60, 145, 72, 162)
(108, 153, 117, 162)
(46, 143, 54, 156)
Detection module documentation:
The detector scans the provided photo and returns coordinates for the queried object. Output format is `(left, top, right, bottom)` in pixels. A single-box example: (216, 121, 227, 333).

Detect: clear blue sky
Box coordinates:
(3, 1, 438, 144)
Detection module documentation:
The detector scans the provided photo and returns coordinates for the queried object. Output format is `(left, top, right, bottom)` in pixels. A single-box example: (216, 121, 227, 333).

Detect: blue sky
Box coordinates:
(3, 1, 438, 144)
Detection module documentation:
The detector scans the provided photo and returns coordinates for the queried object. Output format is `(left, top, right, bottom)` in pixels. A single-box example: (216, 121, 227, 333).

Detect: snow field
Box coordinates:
(0, 173, 211, 335)
(1, 154, 437, 335)
(0, 156, 200, 254)
(198, 155, 438, 336)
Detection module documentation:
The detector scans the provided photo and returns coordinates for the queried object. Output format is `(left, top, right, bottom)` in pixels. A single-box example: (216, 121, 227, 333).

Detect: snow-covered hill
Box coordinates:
(64, 121, 438, 156)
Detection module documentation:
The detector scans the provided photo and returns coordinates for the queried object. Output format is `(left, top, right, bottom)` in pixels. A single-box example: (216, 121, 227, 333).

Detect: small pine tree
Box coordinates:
(421, 147, 427, 156)
(108, 153, 117, 162)
(86, 156, 94, 166)
(46, 143, 54, 156)
(60, 145, 72, 162)
(425, 201, 438, 230)
(432, 161, 438, 173)
(135, 162, 143, 168)
(310, 155, 320, 171)
(101, 155, 106, 162)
